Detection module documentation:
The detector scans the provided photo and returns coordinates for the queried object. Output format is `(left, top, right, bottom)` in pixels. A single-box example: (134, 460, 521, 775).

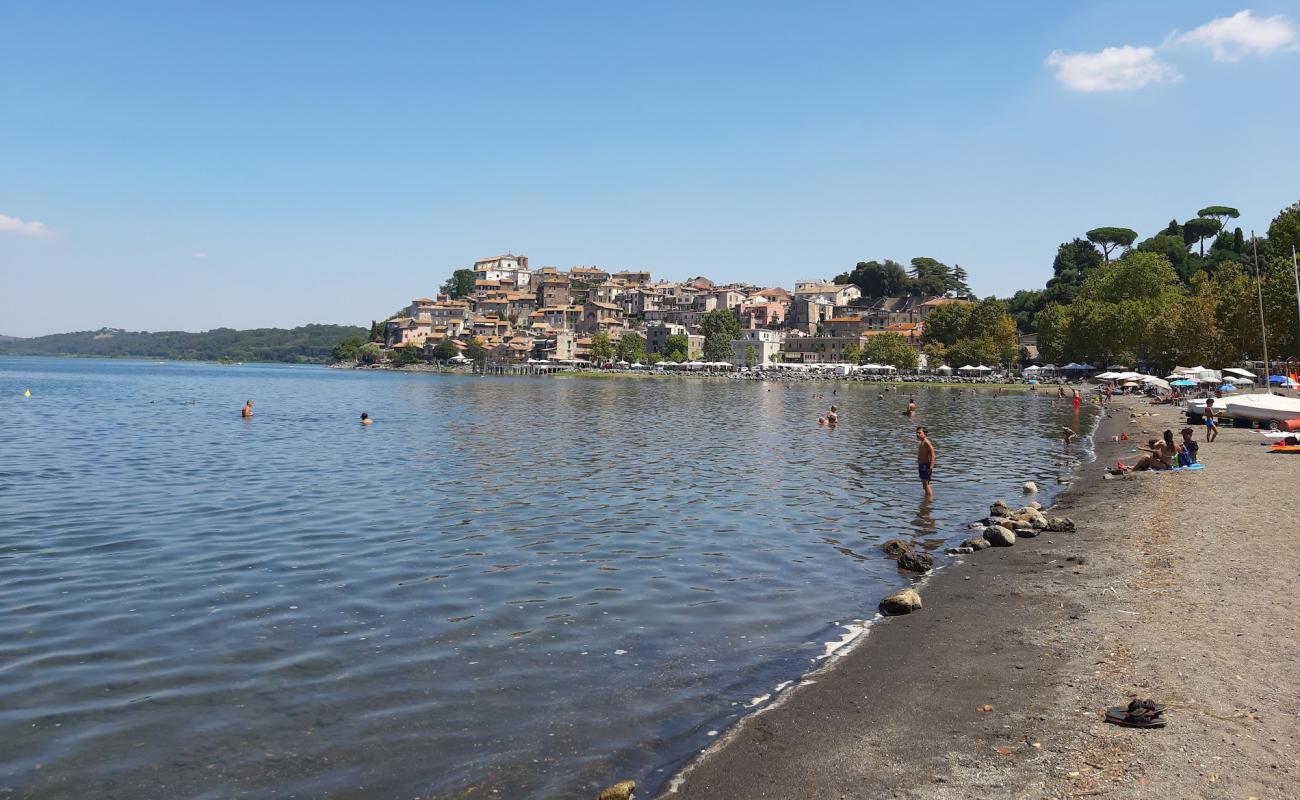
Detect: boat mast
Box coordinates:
(1252, 231, 1270, 392)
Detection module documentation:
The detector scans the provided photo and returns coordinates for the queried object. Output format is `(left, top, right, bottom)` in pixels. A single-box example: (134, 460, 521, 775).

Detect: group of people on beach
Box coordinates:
(1126, 428, 1200, 471)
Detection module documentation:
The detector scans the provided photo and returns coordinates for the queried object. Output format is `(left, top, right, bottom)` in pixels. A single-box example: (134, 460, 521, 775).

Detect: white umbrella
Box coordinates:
(936, 365, 953, 373)
(958, 364, 977, 371)
(616, 360, 630, 365)
(1224, 367, 1257, 379)
(1095, 371, 1119, 380)
(975, 365, 992, 371)
(1229, 376, 1253, 385)
(1023, 365, 1040, 372)
(1141, 376, 1171, 390)
(630, 361, 644, 369)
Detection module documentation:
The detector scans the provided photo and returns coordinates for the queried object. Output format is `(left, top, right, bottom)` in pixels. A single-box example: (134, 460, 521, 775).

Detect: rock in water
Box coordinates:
(983, 525, 1016, 547)
(881, 539, 916, 559)
(1022, 481, 1039, 494)
(897, 552, 934, 573)
(596, 780, 636, 800)
(961, 536, 992, 551)
(879, 588, 922, 615)
(989, 500, 1012, 518)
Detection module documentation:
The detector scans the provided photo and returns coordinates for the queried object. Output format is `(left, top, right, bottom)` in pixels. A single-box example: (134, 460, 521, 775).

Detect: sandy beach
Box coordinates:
(660, 396, 1300, 799)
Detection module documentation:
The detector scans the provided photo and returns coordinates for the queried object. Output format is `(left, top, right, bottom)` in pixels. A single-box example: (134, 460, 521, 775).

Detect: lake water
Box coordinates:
(0, 358, 1093, 798)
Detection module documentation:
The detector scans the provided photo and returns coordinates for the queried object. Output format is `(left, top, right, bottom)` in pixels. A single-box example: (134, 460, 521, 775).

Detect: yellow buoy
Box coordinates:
(24, 389, 31, 397)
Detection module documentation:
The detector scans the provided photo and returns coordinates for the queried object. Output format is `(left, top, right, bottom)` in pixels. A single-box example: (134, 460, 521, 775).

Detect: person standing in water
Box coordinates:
(1071, 388, 1081, 412)
(241, 400, 254, 418)
(916, 426, 935, 498)
(360, 412, 373, 425)
(826, 405, 838, 425)
(907, 397, 916, 416)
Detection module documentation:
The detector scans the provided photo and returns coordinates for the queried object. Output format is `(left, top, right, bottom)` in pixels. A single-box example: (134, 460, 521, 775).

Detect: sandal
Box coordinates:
(1104, 699, 1167, 728)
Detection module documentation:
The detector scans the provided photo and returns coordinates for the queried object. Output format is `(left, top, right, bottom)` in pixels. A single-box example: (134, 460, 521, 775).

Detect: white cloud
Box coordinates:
(0, 213, 53, 239)
(1045, 46, 1181, 92)
(193, 251, 209, 259)
(1172, 10, 1298, 62)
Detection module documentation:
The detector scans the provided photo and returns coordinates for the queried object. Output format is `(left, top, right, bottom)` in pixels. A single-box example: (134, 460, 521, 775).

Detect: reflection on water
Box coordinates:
(0, 359, 1092, 798)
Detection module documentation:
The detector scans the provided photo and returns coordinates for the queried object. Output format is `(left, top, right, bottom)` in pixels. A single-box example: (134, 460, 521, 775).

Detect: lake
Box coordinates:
(0, 358, 1093, 798)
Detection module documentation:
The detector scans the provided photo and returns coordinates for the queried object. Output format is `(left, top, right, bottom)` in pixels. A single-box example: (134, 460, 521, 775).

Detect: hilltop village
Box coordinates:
(370, 254, 979, 368)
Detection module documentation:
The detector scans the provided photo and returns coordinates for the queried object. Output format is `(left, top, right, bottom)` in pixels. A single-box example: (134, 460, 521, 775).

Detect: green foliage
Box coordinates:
(589, 330, 614, 363)
(701, 308, 741, 361)
(440, 269, 475, 299)
(834, 259, 911, 297)
(1004, 289, 1043, 332)
(1182, 217, 1222, 257)
(1085, 227, 1138, 262)
(0, 324, 370, 364)
(744, 345, 757, 367)
(862, 332, 920, 368)
(908, 257, 953, 296)
(1267, 200, 1300, 262)
(663, 334, 689, 362)
(1136, 233, 1192, 282)
(357, 342, 383, 365)
(1043, 238, 1104, 306)
(391, 343, 424, 366)
(841, 342, 862, 364)
(431, 337, 459, 360)
(464, 337, 489, 364)
(921, 298, 1017, 366)
(616, 332, 646, 363)
(331, 336, 366, 363)
(1197, 206, 1240, 231)
(922, 341, 948, 367)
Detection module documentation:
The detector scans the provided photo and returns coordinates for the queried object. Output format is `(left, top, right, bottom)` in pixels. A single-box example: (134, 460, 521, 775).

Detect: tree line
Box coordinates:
(1, 325, 368, 364)
(1012, 201, 1300, 369)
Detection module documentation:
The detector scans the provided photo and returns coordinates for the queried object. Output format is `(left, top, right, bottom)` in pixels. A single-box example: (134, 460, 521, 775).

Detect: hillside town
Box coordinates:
(374, 253, 982, 368)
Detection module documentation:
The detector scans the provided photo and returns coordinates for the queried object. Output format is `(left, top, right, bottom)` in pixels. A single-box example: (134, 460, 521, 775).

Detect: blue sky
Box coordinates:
(3, 1, 1298, 336)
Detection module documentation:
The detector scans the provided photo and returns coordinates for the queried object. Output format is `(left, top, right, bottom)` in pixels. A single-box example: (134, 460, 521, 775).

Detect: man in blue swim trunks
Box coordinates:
(916, 426, 935, 498)
(1204, 398, 1219, 442)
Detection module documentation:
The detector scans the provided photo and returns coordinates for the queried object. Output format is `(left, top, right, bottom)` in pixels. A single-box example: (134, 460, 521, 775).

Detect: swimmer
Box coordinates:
(241, 400, 254, 418)
(818, 417, 827, 426)
(826, 405, 838, 425)
(907, 397, 916, 415)
(878, 393, 884, 401)
(1062, 425, 1074, 446)
(360, 412, 373, 425)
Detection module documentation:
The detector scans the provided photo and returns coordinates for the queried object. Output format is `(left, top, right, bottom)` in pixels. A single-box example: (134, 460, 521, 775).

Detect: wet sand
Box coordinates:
(660, 396, 1300, 799)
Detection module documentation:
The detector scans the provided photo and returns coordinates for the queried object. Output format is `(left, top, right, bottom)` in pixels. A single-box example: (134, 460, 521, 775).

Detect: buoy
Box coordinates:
(23, 389, 31, 397)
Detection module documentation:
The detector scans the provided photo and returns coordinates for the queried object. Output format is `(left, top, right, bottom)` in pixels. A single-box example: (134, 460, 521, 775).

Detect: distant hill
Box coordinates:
(0, 324, 368, 364)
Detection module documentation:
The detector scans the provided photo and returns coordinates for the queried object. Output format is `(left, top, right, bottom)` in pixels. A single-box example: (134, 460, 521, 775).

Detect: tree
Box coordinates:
(834, 259, 910, 297)
(589, 330, 614, 364)
(1137, 232, 1192, 282)
(1197, 205, 1240, 232)
(1233, 227, 1245, 254)
(616, 332, 646, 363)
(440, 269, 475, 299)
(922, 341, 948, 367)
(392, 343, 424, 366)
(841, 342, 862, 365)
(908, 257, 953, 296)
(664, 334, 689, 362)
(1004, 289, 1044, 333)
(919, 302, 971, 346)
(950, 264, 971, 298)
(744, 345, 757, 367)
(357, 342, 383, 365)
(1043, 238, 1104, 305)
(431, 337, 459, 360)
(464, 337, 488, 365)
(862, 332, 919, 368)
(331, 336, 365, 363)
(1086, 227, 1138, 263)
(701, 308, 741, 362)
(1267, 200, 1300, 262)
(1182, 217, 1222, 258)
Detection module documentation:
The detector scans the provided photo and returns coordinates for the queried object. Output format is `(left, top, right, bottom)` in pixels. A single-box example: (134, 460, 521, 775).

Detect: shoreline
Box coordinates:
(653, 397, 1300, 798)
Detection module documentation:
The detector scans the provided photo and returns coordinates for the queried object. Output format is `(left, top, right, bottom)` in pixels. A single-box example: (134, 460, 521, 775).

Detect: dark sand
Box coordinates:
(659, 396, 1300, 799)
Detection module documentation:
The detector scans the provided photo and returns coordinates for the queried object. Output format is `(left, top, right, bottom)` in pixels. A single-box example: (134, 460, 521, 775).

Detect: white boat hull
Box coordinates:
(1224, 395, 1300, 423)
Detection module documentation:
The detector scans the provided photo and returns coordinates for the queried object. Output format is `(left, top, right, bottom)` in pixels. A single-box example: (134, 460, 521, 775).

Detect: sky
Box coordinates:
(3, 1, 1299, 337)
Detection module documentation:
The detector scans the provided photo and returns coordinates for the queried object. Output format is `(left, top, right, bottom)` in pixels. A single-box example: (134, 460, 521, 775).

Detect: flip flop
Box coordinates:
(1105, 705, 1167, 729)
(1125, 698, 1167, 715)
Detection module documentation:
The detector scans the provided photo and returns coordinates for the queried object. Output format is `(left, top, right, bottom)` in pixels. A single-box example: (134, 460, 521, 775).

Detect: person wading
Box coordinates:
(916, 426, 935, 499)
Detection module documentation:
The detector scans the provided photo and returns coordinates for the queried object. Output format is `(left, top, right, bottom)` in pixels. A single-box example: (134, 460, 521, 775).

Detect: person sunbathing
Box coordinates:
(1130, 438, 1172, 471)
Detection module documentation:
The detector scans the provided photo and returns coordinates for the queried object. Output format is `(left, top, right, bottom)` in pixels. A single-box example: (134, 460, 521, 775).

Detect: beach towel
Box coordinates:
(1169, 463, 1206, 471)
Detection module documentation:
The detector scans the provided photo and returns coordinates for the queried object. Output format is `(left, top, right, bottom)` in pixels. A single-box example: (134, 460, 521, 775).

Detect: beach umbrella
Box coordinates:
(1141, 377, 1171, 390)
(1224, 367, 1257, 379)
(1060, 362, 1091, 370)
(975, 365, 992, 371)
(1269, 375, 1300, 387)
(1095, 371, 1118, 380)
(1170, 379, 1195, 387)
(1106, 364, 1128, 370)
(936, 365, 953, 373)
(1229, 376, 1253, 385)
(616, 359, 629, 365)
(1218, 384, 1237, 392)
